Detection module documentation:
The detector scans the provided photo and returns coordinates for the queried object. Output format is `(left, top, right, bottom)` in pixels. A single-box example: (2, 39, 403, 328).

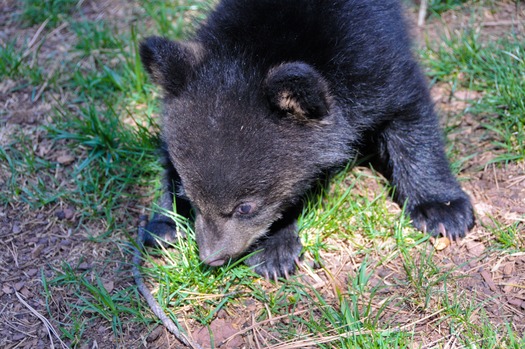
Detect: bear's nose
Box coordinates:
(199, 246, 228, 266)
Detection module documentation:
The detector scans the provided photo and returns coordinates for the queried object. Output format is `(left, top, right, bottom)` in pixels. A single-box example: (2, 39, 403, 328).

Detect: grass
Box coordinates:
(486, 218, 525, 251)
(42, 262, 151, 347)
(426, 0, 471, 15)
(141, 0, 211, 38)
(421, 29, 525, 163)
(20, 0, 79, 28)
(0, 40, 47, 88)
(1, 0, 524, 348)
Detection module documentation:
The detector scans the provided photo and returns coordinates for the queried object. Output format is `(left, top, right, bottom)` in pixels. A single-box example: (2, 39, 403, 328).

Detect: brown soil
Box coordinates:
(1, 1, 524, 348)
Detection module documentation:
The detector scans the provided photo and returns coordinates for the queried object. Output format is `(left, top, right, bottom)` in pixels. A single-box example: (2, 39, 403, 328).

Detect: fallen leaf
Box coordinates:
(20, 287, 31, 298)
(431, 236, 450, 251)
(57, 154, 75, 165)
(503, 263, 514, 275)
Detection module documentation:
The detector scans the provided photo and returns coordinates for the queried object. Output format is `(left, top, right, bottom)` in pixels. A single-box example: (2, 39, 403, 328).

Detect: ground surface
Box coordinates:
(1, 1, 524, 348)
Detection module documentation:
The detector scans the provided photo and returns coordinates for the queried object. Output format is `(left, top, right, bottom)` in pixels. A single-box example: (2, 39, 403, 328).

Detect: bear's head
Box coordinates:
(140, 37, 352, 266)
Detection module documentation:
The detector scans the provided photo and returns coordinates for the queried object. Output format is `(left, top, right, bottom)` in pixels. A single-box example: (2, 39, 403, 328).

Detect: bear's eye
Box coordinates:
(236, 203, 255, 216)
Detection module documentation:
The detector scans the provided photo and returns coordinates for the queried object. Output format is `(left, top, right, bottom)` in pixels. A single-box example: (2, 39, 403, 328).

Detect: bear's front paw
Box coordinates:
(245, 228, 303, 280)
(143, 218, 181, 247)
(409, 197, 475, 240)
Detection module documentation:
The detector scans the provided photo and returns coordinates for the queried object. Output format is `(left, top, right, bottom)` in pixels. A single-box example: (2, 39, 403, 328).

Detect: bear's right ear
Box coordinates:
(140, 36, 204, 95)
(264, 62, 332, 122)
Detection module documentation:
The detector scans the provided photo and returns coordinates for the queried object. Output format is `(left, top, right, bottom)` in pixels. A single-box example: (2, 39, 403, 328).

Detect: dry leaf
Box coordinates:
(503, 263, 514, 275)
(432, 236, 450, 251)
(57, 154, 75, 165)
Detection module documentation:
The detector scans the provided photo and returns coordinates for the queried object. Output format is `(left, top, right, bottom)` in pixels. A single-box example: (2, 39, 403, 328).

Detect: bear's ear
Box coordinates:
(140, 36, 204, 95)
(264, 62, 331, 121)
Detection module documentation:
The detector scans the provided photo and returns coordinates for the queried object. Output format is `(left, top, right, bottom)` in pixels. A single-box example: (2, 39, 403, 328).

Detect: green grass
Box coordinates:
(421, 30, 525, 163)
(485, 218, 525, 251)
(0, 137, 58, 205)
(20, 0, 79, 27)
(71, 20, 123, 53)
(43, 262, 151, 347)
(0, 40, 47, 87)
(2, 0, 524, 347)
(427, 0, 471, 14)
(141, 0, 211, 38)
(139, 223, 259, 326)
(0, 40, 25, 79)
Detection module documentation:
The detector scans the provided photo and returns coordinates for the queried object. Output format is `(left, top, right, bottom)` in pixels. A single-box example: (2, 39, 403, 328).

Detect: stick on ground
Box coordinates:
(132, 218, 203, 349)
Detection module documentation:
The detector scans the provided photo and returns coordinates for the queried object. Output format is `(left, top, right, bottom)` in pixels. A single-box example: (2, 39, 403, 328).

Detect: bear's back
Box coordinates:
(196, 0, 412, 75)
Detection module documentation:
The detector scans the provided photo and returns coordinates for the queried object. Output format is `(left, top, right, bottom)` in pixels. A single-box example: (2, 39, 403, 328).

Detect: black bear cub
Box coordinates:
(140, 0, 474, 279)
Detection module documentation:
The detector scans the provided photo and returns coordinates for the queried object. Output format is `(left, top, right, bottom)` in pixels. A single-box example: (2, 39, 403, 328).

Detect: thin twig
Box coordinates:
(32, 80, 49, 103)
(25, 18, 49, 53)
(482, 20, 522, 27)
(132, 219, 203, 349)
(15, 291, 70, 349)
(22, 20, 69, 60)
(418, 0, 428, 27)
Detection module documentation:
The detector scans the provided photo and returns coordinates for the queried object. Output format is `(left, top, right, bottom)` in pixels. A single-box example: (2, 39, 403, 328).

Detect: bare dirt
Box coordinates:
(1, 1, 524, 348)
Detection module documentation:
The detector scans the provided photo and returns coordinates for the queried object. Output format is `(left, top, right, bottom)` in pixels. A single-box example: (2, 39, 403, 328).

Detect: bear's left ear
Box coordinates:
(264, 62, 331, 121)
(140, 36, 204, 95)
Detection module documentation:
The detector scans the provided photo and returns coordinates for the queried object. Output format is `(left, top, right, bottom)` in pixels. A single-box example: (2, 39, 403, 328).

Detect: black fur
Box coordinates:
(140, 0, 475, 278)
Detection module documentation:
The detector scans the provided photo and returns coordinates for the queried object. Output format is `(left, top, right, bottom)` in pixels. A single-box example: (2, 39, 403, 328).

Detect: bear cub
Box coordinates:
(140, 0, 475, 279)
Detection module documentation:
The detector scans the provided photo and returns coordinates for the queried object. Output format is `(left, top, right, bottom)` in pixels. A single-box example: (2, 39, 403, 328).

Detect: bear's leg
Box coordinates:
(244, 212, 302, 280)
(144, 150, 192, 247)
(376, 105, 474, 240)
